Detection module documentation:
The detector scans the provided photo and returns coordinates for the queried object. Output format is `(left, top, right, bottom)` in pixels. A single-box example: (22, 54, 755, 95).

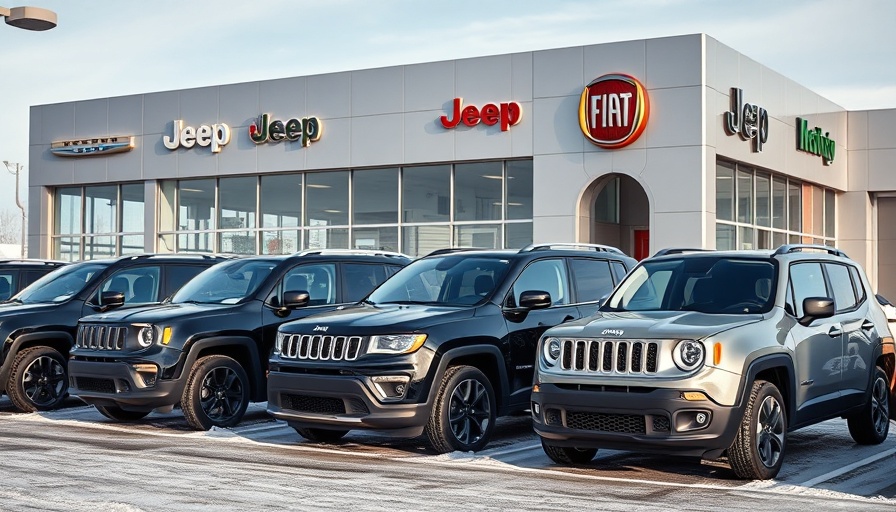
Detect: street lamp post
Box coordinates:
(0, 5, 56, 31)
(3, 161, 26, 258)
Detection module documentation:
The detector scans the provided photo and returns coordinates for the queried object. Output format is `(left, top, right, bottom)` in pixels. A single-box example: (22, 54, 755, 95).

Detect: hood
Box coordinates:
(280, 303, 476, 333)
(0, 301, 59, 318)
(79, 302, 233, 324)
(551, 310, 765, 340)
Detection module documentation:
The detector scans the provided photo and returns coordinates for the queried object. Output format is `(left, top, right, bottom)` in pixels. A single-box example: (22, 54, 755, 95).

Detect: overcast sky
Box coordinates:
(0, 0, 893, 239)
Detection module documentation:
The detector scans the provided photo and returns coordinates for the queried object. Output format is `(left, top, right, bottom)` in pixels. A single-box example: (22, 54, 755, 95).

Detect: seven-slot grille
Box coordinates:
(280, 334, 364, 361)
(76, 325, 127, 351)
(560, 338, 659, 374)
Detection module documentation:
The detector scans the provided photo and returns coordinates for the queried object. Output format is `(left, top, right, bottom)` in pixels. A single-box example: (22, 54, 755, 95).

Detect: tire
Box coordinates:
(847, 366, 890, 445)
(6, 346, 68, 412)
(95, 405, 150, 422)
(728, 380, 787, 480)
(294, 427, 349, 443)
(541, 439, 597, 465)
(181, 355, 250, 431)
(425, 365, 497, 453)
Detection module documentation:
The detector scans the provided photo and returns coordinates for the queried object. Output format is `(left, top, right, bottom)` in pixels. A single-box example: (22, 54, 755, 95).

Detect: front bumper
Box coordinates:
(532, 382, 744, 459)
(68, 359, 184, 411)
(266, 370, 432, 437)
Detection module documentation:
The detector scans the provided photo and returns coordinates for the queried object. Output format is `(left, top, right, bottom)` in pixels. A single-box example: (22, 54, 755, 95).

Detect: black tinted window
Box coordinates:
(343, 263, 388, 302)
(848, 265, 866, 304)
(569, 259, 614, 303)
(611, 261, 628, 283)
(790, 262, 828, 317)
(0, 272, 15, 300)
(825, 263, 857, 312)
(165, 265, 209, 298)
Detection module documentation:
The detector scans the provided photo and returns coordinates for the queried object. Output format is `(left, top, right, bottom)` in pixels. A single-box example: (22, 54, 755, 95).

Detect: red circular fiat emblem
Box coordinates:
(578, 74, 650, 149)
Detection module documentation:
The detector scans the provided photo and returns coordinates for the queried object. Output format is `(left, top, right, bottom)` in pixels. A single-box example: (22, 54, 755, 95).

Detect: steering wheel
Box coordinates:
(720, 301, 764, 313)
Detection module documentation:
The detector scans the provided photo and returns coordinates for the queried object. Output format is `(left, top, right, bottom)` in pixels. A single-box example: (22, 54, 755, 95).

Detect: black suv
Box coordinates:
(0, 259, 67, 300)
(267, 243, 637, 452)
(0, 254, 227, 412)
(69, 250, 410, 430)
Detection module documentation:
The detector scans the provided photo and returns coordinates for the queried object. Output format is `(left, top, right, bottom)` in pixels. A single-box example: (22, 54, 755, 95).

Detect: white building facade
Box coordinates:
(27, 34, 896, 296)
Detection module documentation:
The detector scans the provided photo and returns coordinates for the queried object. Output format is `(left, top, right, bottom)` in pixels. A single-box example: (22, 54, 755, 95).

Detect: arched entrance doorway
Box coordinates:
(579, 174, 650, 260)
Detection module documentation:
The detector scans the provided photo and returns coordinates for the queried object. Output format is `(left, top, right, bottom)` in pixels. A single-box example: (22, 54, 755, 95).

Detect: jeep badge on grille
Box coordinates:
(601, 329, 624, 337)
(313, 325, 328, 332)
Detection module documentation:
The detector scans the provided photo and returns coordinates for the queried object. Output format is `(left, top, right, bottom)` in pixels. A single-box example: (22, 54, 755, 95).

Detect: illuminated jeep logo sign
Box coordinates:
(578, 74, 650, 149)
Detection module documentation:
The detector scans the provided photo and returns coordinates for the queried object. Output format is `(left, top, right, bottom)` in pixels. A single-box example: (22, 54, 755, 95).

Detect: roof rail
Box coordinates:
(653, 248, 713, 257)
(423, 247, 486, 257)
(519, 243, 625, 255)
(294, 248, 411, 259)
(0, 259, 67, 266)
(772, 244, 848, 258)
(122, 253, 235, 261)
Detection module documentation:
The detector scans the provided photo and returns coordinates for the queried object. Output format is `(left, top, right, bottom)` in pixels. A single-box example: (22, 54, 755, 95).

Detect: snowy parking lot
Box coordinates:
(0, 397, 894, 511)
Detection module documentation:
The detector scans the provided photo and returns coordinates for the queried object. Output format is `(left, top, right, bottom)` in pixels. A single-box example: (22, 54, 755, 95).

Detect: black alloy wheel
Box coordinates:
(7, 346, 68, 412)
(425, 365, 497, 453)
(182, 355, 250, 430)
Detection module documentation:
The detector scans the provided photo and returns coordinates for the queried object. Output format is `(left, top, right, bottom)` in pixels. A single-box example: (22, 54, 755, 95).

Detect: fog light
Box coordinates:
(133, 363, 158, 388)
(674, 410, 712, 432)
(370, 375, 411, 401)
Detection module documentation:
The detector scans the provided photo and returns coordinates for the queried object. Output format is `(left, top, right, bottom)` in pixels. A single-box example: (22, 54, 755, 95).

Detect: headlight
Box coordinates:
(137, 325, 157, 348)
(672, 339, 705, 371)
(542, 337, 561, 367)
(368, 334, 427, 355)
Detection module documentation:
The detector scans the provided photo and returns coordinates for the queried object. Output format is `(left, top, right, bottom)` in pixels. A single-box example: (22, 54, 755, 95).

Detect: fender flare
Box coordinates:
(423, 344, 509, 411)
(178, 336, 265, 401)
(736, 353, 796, 418)
(0, 331, 74, 387)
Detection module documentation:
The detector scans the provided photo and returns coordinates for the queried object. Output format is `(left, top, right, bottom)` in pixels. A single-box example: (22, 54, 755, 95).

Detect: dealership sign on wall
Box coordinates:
(440, 98, 522, 132)
(249, 113, 323, 147)
(578, 74, 650, 149)
(796, 117, 835, 165)
(724, 88, 768, 152)
(51, 136, 135, 157)
(163, 120, 231, 153)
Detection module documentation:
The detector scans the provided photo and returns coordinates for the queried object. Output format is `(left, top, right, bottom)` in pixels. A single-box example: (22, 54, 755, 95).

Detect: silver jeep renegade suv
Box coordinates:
(532, 244, 896, 480)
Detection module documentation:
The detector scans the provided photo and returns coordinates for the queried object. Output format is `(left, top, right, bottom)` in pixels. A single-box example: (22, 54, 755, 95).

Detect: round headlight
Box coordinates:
(543, 337, 562, 366)
(137, 326, 155, 348)
(673, 339, 705, 371)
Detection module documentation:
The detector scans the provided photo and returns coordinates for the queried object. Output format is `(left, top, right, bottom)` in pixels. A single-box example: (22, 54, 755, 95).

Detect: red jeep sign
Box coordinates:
(578, 74, 650, 149)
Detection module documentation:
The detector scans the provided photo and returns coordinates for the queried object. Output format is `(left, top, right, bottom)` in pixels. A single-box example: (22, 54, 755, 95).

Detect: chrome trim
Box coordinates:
(280, 334, 364, 361)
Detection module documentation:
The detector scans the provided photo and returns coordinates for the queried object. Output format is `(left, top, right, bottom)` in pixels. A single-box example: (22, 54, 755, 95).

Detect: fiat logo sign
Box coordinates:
(578, 74, 650, 149)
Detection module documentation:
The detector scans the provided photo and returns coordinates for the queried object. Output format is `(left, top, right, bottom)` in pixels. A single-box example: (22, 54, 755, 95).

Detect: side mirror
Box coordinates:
(799, 297, 834, 326)
(98, 291, 126, 312)
(283, 290, 310, 309)
(518, 290, 552, 310)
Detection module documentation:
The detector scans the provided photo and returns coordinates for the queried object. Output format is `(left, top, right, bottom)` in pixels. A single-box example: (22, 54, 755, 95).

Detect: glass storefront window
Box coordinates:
(402, 165, 450, 223)
(455, 162, 502, 222)
(352, 226, 398, 252)
(455, 224, 502, 249)
(402, 225, 450, 257)
(812, 185, 824, 236)
(178, 179, 215, 231)
(219, 231, 256, 255)
(788, 182, 801, 232)
(755, 173, 770, 227)
(736, 169, 753, 224)
(594, 177, 619, 223)
(261, 174, 301, 229)
(219, 177, 257, 231)
(738, 226, 754, 250)
(505, 222, 533, 249)
(716, 224, 735, 250)
(772, 177, 786, 229)
(306, 171, 348, 227)
(121, 184, 144, 233)
(262, 230, 299, 255)
(178, 232, 213, 253)
(353, 168, 398, 225)
(55, 188, 81, 235)
(716, 162, 735, 221)
(85, 185, 117, 234)
(825, 189, 835, 238)
(306, 228, 349, 249)
(506, 161, 533, 220)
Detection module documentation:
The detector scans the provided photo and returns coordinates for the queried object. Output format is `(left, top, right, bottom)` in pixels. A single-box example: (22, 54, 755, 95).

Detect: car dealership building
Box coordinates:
(26, 33, 896, 296)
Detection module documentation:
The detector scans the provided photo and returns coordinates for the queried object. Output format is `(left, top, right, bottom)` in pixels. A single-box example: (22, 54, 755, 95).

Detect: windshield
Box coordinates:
(172, 258, 277, 304)
(604, 257, 777, 314)
(14, 262, 108, 305)
(368, 256, 510, 306)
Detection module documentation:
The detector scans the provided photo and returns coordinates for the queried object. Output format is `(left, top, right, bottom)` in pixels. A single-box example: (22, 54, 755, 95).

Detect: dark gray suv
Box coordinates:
(533, 245, 895, 479)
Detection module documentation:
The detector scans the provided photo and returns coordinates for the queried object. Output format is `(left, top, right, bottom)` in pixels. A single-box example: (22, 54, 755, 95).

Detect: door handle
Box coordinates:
(828, 326, 843, 337)
(861, 320, 875, 331)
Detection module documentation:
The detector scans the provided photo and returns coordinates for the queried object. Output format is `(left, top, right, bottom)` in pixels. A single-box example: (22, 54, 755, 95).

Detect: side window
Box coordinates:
(342, 263, 388, 303)
(386, 264, 403, 277)
(825, 263, 857, 313)
(99, 266, 161, 305)
(281, 263, 337, 306)
(789, 262, 828, 317)
(165, 265, 209, 299)
(569, 258, 614, 303)
(611, 261, 628, 284)
(848, 265, 867, 304)
(0, 272, 15, 300)
(511, 259, 569, 307)
(22, 270, 48, 288)
(621, 269, 673, 310)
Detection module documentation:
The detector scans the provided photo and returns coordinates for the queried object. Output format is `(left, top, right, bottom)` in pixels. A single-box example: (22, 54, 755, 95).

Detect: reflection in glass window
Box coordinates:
(353, 168, 397, 225)
(455, 224, 502, 249)
(306, 171, 348, 227)
(219, 231, 256, 254)
(506, 161, 533, 220)
(772, 177, 786, 229)
(178, 179, 215, 231)
(825, 189, 835, 238)
(756, 173, 770, 227)
(55, 188, 81, 235)
(262, 230, 299, 255)
(513, 259, 569, 306)
(455, 162, 502, 222)
(402, 225, 450, 257)
(788, 181, 801, 232)
(261, 174, 301, 228)
(825, 263, 856, 312)
(305, 227, 349, 250)
(737, 169, 753, 224)
(505, 223, 533, 250)
(716, 162, 734, 222)
(121, 184, 144, 233)
(352, 226, 398, 252)
(716, 224, 735, 250)
(790, 262, 828, 317)
(402, 165, 449, 223)
(219, 177, 257, 231)
(85, 186, 117, 234)
(569, 259, 614, 303)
